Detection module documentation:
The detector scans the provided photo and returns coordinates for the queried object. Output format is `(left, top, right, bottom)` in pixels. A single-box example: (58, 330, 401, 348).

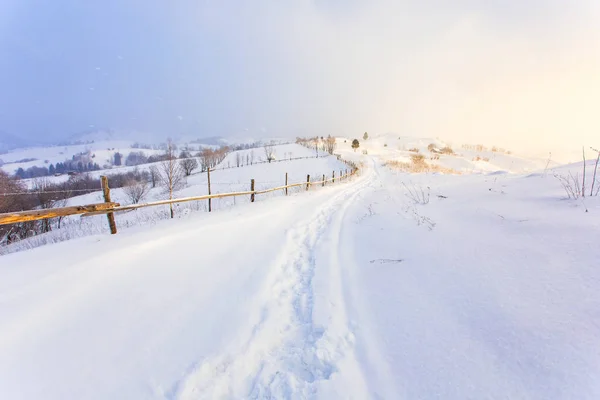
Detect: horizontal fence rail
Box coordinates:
(0, 168, 358, 230)
(0, 203, 120, 225)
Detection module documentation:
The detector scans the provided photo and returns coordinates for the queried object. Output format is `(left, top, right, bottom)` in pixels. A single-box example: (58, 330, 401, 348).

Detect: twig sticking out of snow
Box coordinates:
(402, 182, 430, 205)
(369, 259, 404, 264)
(554, 172, 582, 199)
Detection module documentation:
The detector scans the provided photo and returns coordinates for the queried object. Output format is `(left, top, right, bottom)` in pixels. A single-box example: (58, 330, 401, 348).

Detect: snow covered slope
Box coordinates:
(338, 132, 555, 174)
(1, 153, 599, 399)
(0, 139, 160, 175)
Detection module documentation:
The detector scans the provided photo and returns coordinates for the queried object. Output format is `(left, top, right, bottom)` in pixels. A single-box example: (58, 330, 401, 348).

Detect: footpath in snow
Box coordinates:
(1, 157, 600, 399)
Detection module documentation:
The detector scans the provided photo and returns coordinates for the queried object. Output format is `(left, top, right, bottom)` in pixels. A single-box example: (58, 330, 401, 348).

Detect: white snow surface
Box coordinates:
(1, 150, 600, 398)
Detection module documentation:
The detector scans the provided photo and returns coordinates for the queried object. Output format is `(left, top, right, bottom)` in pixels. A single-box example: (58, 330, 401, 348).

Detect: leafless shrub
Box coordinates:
(0, 171, 27, 243)
(440, 146, 454, 155)
(179, 157, 199, 176)
(325, 135, 337, 155)
(123, 179, 150, 204)
(402, 182, 430, 205)
(149, 166, 159, 188)
(411, 153, 426, 164)
(32, 178, 69, 233)
(403, 204, 436, 230)
(264, 143, 276, 162)
(408, 147, 420, 153)
(554, 172, 581, 199)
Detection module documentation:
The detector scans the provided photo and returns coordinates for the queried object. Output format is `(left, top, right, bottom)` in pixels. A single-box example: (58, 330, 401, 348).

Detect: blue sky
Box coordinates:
(0, 1, 599, 154)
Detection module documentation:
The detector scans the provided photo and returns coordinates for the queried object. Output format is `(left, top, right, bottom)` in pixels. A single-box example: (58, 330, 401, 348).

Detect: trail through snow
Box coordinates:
(173, 165, 376, 399)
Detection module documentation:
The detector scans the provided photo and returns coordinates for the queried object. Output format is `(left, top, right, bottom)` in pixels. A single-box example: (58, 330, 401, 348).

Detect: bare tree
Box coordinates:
(0, 170, 24, 213)
(310, 137, 319, 157)
(198, 148, 212, 172)
(236, 152, 242, 167)
(123, 179, 151, 204)
(149, 165, 159, 188)
(180, 157, 199, 176)
(264, 143, 276, 163)
(0, 171, 27, 243)
(158, 139, 186, 218)
(198, 147, 229, 171)
(250, 150, 255, 165)
(325, 135, 337, 155)
(32, 177, 69, 233)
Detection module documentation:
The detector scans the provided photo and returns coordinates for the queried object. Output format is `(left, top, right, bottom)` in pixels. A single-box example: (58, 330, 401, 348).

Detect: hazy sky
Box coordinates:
(1, 0, 599, 156)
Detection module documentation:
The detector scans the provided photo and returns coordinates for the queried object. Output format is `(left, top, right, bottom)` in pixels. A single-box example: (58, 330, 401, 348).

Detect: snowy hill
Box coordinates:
(0, 130, 31, 153)
(1, 149, 599, 399)
(337, 132, 556, 174)
(1, 135, 599, 399)
(0, 139, 158, 175)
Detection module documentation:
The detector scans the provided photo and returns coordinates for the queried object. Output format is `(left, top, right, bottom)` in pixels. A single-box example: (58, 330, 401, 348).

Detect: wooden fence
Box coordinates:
(0, 168, 357, 235)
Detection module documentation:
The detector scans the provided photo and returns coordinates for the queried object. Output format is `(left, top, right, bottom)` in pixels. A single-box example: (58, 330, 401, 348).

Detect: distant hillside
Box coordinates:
(0, 131, 31, 153)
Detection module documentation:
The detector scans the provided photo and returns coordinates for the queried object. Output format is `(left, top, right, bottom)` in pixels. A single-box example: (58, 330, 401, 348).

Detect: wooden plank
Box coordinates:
(207, 167, 212, 212)
(0, 202, 119, 225)
(101, 176, 117, 234)
(254, 182, 304, 195)
(81, 191, 256, 217)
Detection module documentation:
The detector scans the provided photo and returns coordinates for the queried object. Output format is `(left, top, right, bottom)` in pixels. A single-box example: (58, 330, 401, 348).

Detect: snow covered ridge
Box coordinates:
(334, 132, 558, 174)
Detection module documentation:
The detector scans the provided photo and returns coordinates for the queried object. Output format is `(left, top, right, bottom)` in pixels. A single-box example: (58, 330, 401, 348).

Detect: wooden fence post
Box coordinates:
(101, 176, 117, 234)
(207, 167, 212, 212)
(306, 175, 310, 191)
(285, 173, 288, 196)
(333, 170, 335, 184)
(251, 179, 255, 202)
(322, 174, 325, 187)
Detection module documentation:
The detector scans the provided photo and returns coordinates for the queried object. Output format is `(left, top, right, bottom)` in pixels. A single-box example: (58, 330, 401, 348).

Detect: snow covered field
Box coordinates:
(1, 139, 600, 399)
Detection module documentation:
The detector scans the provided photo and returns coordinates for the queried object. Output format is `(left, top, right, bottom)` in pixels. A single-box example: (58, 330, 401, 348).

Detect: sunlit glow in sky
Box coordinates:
(0, 1, 599, 158)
